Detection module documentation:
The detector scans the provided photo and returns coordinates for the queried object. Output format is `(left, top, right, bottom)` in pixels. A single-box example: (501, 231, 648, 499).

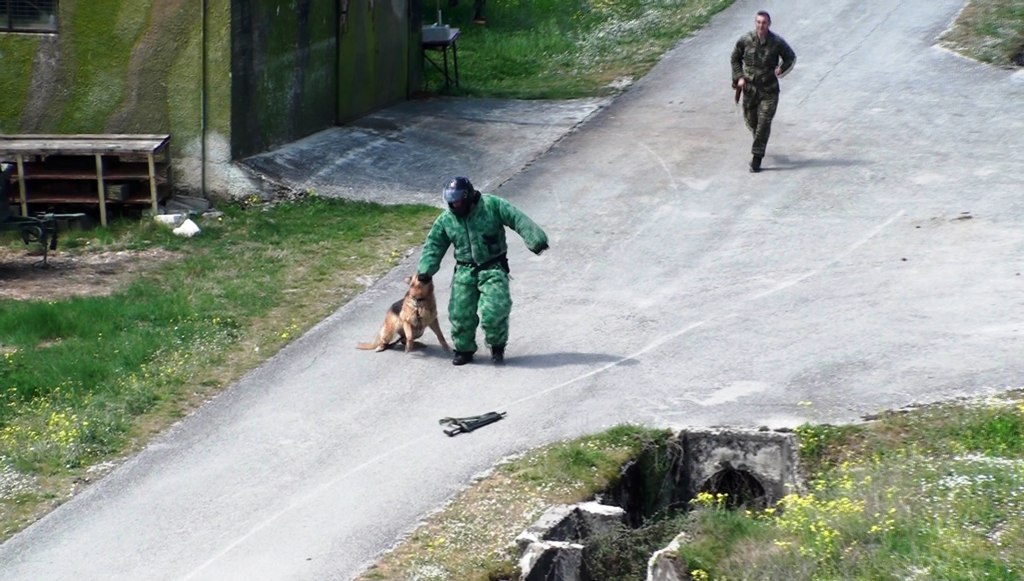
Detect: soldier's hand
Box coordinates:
(736, 77, 746, 90)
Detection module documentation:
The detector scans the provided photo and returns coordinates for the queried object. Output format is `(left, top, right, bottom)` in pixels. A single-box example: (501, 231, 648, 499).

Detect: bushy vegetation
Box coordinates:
(673, 394, 1024, 580)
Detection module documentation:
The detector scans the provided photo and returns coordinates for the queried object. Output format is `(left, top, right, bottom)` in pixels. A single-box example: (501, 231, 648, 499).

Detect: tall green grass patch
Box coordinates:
(425, 0, 735, 98)
(940, 0, 1024, 67)
(667, 393, 1024, 580)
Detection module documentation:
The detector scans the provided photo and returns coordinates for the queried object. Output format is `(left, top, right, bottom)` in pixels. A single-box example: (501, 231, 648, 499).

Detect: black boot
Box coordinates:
(452, 351, 474, 366)
(749, 155, 763, 173)
(490, 344, 505, 365)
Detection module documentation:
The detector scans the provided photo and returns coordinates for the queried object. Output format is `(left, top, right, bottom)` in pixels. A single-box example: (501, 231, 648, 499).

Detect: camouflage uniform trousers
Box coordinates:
(448, 264, 512, 353)
(742, 88, 779, 157)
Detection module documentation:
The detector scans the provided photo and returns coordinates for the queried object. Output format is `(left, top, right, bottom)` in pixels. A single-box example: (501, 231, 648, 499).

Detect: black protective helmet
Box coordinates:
(443, 176, 479, 217)
(443, 176, 475, 204)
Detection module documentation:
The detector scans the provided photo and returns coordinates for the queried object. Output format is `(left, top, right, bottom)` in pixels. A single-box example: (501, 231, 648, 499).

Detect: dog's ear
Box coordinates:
(416, 273, 432, 284)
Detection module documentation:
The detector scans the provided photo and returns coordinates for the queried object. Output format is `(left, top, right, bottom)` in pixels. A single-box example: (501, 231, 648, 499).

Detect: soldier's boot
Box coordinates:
(452, 351, 475, 366)
(490, 344, 505, 365)
(749, 155, 763, 173)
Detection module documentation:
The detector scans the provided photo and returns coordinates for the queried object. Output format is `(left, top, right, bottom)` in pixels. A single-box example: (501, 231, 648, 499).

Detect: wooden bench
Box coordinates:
(0, 134, 171, 226)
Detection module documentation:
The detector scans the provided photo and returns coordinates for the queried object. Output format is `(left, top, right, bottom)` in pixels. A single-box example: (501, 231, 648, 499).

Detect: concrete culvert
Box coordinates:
(515, 429, 804, 580)
(698, 465, 768, 510)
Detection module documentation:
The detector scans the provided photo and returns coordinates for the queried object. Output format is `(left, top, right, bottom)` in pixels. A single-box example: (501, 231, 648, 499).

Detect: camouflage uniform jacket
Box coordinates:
(418, 194, 548, 276)
(731, 31, 796, 94)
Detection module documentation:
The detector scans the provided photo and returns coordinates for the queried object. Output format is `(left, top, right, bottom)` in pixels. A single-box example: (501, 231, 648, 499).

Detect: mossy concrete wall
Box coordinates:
(337, 0, 418, 125)
(231, 0, 337, 159)
(0, 0, 233, 197)
(0, 0, 421, 198)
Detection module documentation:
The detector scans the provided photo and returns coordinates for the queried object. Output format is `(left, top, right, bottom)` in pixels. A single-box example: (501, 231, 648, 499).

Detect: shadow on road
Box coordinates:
(365, 342, 453, 360)
(765, 155, 869, 171)
(505, 351, 639, 369)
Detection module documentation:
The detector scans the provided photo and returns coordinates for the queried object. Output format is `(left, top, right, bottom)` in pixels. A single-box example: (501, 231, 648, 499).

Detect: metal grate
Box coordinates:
(1, 0, 58, 33)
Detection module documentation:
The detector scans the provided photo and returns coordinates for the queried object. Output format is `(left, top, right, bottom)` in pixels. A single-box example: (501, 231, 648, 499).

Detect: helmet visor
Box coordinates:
(443, 185, 470, 204)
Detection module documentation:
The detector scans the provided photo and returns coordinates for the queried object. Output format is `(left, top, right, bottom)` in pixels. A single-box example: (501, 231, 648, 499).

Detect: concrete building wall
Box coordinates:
(0, 1, 233, 196)
(0, 0, 420, 199)
(337, 0, 418, 125)
(230, 0, 337, 159)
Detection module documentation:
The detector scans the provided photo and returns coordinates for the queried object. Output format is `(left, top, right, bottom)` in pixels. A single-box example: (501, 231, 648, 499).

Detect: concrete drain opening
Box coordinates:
(515, 428, 803, 581)
(698, 464, 768, 510)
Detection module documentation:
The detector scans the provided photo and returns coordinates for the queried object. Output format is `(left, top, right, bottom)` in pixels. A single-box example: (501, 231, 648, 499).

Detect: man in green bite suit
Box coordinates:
(418, 176, 549, 366)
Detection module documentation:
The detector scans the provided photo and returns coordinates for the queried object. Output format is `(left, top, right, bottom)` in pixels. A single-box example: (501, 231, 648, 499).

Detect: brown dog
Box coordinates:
(357, 273, 451, 353)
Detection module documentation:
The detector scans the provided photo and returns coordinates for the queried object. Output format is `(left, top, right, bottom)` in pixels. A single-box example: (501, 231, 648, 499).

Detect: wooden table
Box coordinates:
(0, 134, 172, 226)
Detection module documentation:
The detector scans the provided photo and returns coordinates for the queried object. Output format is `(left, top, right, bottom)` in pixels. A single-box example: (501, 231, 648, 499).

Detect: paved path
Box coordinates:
(1, 1, 1022, 579)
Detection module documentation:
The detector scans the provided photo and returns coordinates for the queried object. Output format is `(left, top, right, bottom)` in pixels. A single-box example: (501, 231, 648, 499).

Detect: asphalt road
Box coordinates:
(1, 0, 1022, 579)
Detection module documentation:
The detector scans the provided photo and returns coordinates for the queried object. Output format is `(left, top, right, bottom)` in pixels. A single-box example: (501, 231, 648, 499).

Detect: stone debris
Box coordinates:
(516, 502, 626, 580)
(646, 531, 692, 581)
(172, 219, 201, 237)
(513, 428, 803, 581)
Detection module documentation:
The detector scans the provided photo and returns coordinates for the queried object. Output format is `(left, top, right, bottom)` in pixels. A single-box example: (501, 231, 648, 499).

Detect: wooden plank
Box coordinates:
(15, 154, 27, 217)
(147, 153, 158, 215)
(5, 195, 159, 205)
(0, 138, 168, 150)
(13, 168, 169, 180)
(0, 134, 171, 156)
(95, 154, 107, 227)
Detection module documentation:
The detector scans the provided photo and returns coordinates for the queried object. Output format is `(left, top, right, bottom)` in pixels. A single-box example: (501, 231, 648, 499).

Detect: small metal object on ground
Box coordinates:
(439, 411, 506, 436)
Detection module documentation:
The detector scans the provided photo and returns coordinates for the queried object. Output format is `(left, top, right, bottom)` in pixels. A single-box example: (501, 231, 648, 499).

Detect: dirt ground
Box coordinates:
(0, 246, 179, 301)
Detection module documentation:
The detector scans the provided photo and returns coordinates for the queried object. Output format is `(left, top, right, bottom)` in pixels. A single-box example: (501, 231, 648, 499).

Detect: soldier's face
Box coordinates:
(755, 15, 770, 38)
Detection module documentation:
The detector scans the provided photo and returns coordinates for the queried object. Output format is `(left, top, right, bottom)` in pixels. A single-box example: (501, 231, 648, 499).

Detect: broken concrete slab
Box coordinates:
(515, 501, 627, 580)
(646, 531, 692, 581)
(520, 540, 585, 581)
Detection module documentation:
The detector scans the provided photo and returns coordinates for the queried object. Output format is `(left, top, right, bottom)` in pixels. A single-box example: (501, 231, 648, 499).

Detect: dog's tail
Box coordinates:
(358, 338, 402, 351)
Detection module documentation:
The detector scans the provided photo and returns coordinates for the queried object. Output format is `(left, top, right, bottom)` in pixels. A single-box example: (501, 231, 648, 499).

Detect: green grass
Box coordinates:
(669, 393, 1024, 580)
(0, 194, 437, 537)
(940, 0, 1024, 66)
(357, 425, 670, 581)
(423, 0, 734, 98)
(355, 393, 1024, 579)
